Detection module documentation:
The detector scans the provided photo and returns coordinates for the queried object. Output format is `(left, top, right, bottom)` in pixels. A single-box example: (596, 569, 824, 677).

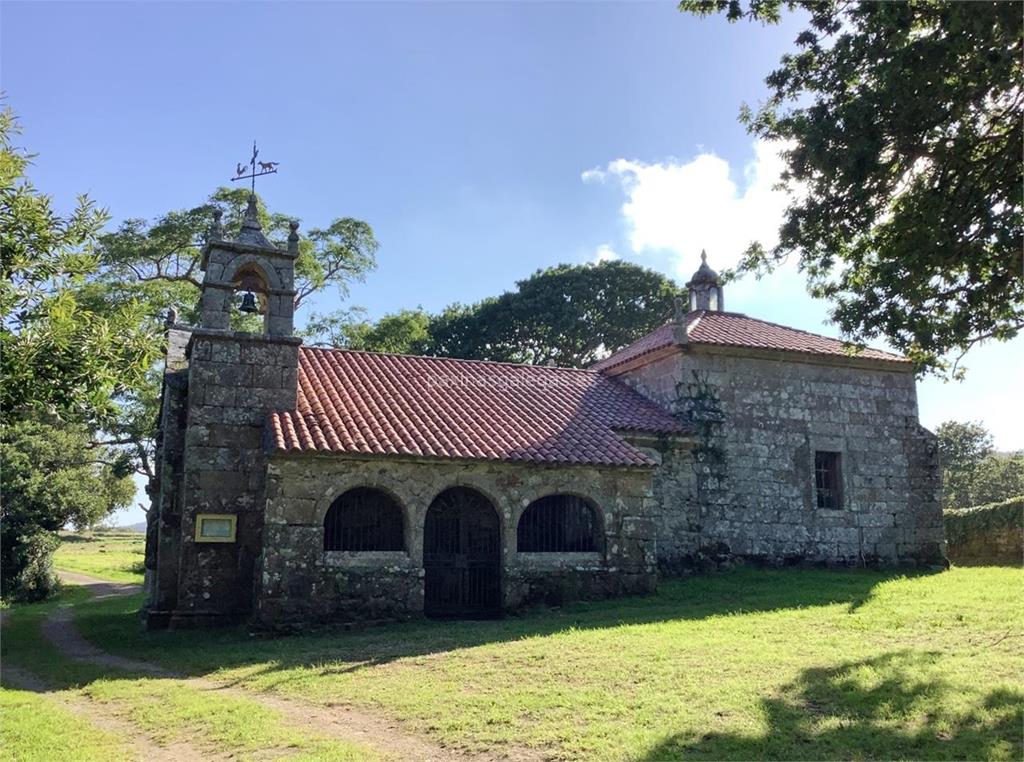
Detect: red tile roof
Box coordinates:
(591, 311, 908, 372)
(269, 347, 688, 466)
(590, 322, 678, 372)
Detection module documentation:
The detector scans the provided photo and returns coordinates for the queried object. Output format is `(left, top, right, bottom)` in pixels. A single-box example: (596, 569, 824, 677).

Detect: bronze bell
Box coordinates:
(239, 291, 259, 314)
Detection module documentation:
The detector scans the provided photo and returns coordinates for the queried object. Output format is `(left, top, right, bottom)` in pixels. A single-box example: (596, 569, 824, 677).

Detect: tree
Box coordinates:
(936, 420, 1023, 509)
(367, 261, 680, 367)
(305, 261, 681, 366)
(967, 453, 1024, 507)
(431, 261, 681, 366)
(304, 307, 432, 355)
(0, 105, 157, 599)
(94, 186, 378, 321)
(679, 1, 1023, 375)
(90, 187, 380, 482)
(1, 416, 134, 600)
(0, 104, 379, 599)
(0, 106, 161, 427)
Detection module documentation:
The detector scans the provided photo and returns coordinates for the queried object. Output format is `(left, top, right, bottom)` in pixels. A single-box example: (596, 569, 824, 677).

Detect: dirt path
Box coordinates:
(47, 571, 536, 762)
(58, 570, 142, 598)
(3, 665, 231, 762)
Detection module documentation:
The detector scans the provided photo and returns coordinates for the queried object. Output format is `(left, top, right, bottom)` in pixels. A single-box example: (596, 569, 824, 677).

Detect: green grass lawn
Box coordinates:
(53, 530, 145, 584)
(0, 689, 133, 762)
(0, 589, 380, 761)
(63, 566, 1023, 761)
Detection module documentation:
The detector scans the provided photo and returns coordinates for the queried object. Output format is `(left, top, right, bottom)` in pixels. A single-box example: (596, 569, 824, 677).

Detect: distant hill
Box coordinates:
(88, 522, 147, 533)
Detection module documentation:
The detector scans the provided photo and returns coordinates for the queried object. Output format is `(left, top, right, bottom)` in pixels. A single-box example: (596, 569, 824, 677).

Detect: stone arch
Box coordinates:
(223, 254, 284, 291)
(516, 493, 605, 553)
(323, 487, 406, 552)
(426, 480, 509, 542)
(423, 486, 502, 617)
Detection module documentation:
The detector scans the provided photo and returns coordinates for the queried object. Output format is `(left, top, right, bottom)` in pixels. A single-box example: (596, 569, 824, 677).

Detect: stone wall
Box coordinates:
(143, 328, 191, 626)
(160, 329, 299, 627)
(614, 345, 945, 568)
(944, 496, 1023, 565)
(257, 455, 657, 625)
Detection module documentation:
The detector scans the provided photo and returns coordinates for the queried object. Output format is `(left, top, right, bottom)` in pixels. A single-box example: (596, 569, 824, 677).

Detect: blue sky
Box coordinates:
(4, 2, 1020, 523)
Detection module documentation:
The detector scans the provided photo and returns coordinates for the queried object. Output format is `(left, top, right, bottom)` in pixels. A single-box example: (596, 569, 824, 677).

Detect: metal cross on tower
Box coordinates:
(231, 140, 278, 194)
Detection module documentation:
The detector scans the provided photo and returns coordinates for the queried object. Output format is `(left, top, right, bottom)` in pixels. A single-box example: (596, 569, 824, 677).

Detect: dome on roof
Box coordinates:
(685, 250, 724, 312)
(685, 249, 720, 287)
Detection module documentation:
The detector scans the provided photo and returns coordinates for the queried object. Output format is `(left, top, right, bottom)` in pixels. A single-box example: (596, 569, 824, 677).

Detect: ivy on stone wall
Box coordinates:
(679, 370, 727, 469)
(944, 495, 1023, 564)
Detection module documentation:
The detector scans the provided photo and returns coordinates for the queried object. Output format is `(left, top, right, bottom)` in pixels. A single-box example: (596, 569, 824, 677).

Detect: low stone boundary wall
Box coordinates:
(944, 496, 1023, 565)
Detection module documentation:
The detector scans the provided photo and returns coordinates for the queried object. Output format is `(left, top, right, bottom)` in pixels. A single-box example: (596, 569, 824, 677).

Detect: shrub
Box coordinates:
(2, 530, 61, 602)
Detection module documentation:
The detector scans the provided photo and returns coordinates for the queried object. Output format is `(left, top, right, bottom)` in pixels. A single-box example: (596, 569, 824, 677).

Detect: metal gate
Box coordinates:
(423, 487, 501, 618)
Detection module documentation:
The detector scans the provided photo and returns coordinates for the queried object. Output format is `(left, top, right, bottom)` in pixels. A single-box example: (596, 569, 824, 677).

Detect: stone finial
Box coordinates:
(288, 219, 300, 255)
(672, 296, 689, 346)
(235, 194, 273, 248)
(165, 305, 178, 327)
(209, 209, 224, 242)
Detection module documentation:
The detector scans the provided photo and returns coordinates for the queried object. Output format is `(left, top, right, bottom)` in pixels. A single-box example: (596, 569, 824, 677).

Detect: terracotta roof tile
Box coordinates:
(270, 347, 688, 466)
(591, 311, 907, 372)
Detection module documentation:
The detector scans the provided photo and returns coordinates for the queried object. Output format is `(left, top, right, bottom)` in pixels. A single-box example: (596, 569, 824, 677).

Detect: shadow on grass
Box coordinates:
(640, 650, 1023, 761)
(68, 567, 924, 688)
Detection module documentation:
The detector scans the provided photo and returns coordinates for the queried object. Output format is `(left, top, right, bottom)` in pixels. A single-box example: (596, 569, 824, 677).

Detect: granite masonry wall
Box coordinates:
(144, 328, 190, 619)
(614, 345, 945, 569)
(146, 329, 299, 628)
(256, 456, 658, 625)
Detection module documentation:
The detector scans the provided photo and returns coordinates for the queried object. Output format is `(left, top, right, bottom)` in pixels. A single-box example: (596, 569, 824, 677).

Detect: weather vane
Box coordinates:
(231, 140, 278, 194)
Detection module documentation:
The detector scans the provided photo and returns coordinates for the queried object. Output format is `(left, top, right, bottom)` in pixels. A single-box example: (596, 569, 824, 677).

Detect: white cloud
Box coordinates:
(592, 243, 619, 263)
(582, 140, 791, 277)
(582, 141, 1023, 450)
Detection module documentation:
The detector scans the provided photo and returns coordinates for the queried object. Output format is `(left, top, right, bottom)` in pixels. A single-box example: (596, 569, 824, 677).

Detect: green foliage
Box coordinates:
(681, 369, 727, 466)
(0, 106, 161, 427)
(937, 420, 1024, 509)
(1, 418, 134, 601)
(94, 186, 378, 318)
(944, 495, 1023, 564)
(304, 307, 432, 354)
(965, 453, 1024, 508)
(90, 184, 379, 483)
(308, 261, 682, 367)
(432, 261, 682, 366)
(679, 1, 1024, 375)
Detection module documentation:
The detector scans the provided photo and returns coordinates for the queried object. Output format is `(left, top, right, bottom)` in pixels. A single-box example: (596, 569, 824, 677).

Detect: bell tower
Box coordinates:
(198, 195, 298, 336)
(686, 250, 724, 312)
(146, 193, 302, 629)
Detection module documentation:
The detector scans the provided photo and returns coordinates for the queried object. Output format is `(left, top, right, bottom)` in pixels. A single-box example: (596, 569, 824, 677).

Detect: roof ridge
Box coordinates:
(702, 312, 903, 358)
(299, 345, 601, 374)
(686, 311, 704, 337)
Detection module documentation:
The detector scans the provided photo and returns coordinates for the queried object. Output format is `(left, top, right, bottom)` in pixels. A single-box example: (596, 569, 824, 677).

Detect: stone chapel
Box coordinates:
(142, 197, 944, 629)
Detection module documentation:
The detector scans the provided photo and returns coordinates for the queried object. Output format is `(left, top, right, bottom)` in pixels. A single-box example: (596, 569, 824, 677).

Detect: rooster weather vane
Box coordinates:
(232, 141, 278, 194)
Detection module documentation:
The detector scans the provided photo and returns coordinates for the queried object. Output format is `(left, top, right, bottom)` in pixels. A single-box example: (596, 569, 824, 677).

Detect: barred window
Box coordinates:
(814, 451, 843, 510)
(324, 488, 404, 551)
(517, 495, 602, 553)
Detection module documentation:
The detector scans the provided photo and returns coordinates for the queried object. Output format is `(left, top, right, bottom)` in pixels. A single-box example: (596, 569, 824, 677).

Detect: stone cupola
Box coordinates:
(198, 195, 298, 337)
(685, 249, 724, 312)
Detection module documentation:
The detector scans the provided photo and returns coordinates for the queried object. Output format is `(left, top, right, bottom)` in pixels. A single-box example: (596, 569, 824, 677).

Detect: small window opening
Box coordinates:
(517, 495, 603, 552)
(814, 451, 842, 509)
(324, 488, 404, 551)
